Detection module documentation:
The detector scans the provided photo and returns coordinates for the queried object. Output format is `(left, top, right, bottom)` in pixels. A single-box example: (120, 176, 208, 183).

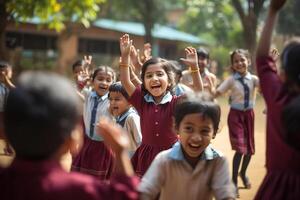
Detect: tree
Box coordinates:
(1, 0, 104, 63)
(101, 0, 177, 45)
(277, 0, 300, 36)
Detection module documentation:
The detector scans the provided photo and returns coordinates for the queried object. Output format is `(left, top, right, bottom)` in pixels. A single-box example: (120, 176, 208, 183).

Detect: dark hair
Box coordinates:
(92, 65, 116, 82)
(230, 49, 250, 65)
(72, 60, 85, 72)
(4, 72, 81, 160)
(169, 60, 183, 79)
(174, 92, 221, 136)
(0, 61, 12, 69)
(282, 95, 300, 152)
(109, 82, 129, 100)
(140, 57, 175, 93)
(197, 48, 210, 60)
(281, 42, 300, 87)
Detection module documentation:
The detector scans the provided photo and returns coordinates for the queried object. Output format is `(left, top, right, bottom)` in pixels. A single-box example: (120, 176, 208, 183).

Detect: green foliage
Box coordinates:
(6, 0, 105, 31)
(277, 0, 300, 36)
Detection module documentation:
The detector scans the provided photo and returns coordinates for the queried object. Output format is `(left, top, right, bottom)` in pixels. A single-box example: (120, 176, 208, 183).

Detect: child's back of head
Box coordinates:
(4, 71, 81, 160)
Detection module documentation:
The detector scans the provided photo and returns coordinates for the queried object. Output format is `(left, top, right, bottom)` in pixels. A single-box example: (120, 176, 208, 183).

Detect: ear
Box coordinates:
(171, 117, 179, 134)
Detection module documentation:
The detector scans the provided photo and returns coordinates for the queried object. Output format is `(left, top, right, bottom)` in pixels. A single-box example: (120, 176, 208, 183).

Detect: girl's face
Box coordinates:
(93, 71, 114, 96)
(144, 64, 169, 103)
(177, 113, 214, 166)
(232, 53, 249, 76)
(109, 91, 131, 117)
(73, 65, 85, 80)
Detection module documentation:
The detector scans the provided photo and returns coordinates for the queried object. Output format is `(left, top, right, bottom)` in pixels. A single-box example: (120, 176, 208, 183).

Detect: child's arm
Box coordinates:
(97, 117, 134, 176)
(130, 45, 142, 78)
(256, 0, 287, 58)
(1, 72, 15, 89)
(120, 34, 136, 97)
(180, 47, 203, 92)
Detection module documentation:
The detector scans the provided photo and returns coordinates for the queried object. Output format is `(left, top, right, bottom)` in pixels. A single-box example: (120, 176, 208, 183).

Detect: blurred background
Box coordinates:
(1, 0, 299, 78)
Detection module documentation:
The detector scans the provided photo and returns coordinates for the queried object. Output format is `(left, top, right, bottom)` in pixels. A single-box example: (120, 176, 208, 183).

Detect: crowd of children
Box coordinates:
(0, 0, 300, 199)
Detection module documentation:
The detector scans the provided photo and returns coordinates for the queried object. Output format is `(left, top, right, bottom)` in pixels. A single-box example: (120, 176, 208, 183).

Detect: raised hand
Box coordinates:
(143, 43, 152, 62)
(120, 34, 132, 64)
(180, 47, 199, 69)
(270, 0, 287, 12)
(96, 117, 129, 155)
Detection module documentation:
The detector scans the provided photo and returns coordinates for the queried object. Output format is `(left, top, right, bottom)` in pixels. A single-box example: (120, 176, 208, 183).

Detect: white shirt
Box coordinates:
(0, 83, 9, 112)
(217, 72, 259, 110)
(139, 142, 235, 200)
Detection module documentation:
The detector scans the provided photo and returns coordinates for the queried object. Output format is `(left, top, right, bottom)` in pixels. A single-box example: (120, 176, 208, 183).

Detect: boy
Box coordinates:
(109, 82, 142, 157)
(0, 71, 139, 200)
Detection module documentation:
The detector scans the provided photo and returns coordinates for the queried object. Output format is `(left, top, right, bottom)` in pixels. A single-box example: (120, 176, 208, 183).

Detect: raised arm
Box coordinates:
(120, 34, 136, 97)
(256, 0, 287, 58)
(180, 47, 203, 92)
(97, 118, 134, 176)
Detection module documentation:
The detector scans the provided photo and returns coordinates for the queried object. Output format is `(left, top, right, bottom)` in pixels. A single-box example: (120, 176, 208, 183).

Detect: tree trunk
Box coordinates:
(0, 0, 8, 61)
(142, 0, 154, 45)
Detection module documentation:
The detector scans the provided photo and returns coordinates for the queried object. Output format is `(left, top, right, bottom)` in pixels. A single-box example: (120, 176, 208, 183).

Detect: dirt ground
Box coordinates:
(0, 96, 267, 200)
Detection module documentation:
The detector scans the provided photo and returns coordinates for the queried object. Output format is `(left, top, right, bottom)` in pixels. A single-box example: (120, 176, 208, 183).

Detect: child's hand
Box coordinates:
(142, 43, 152, 62)
(270, 0, 287, 11)
(120, 34, 132, 64)
(83, 55, 92, 74)
(180, 47, 199, 69)
(97, 117, 129, 155)
(130, 45, 142, 71)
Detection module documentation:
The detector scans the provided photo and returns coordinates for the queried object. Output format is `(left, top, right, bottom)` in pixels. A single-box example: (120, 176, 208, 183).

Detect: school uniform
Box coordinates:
(129, 86, 180, 177)
(254, 56, 300, 200)
(217, 72, 259, 155)
(72, 91, 114, 180)
(0, 83, 9, 139)
(115, 107, 142, 157)
(0, 159, 139, 200)
(138, 142, 236, 200)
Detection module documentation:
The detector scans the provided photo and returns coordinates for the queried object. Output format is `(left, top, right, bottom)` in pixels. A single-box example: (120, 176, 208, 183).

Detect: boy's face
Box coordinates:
(198, 56, 208, 72)
(109, 91, 130, 117)
(73, 65, 85, 80)
(93, 71, 114, 96)
(177, 113, 214, 163)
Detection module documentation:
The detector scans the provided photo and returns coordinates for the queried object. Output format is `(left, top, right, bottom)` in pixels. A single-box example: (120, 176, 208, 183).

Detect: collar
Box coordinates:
(233, 72, 251, 80)
(144, 91, 172, 104)
(116, 107, 136, 122)
(168, 142, 222, 161)
(91, 91, 108, 101)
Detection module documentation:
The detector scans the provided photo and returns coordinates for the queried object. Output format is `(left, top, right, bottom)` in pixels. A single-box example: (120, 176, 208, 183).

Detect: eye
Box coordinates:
(183, 125, 194, 133)
(157, 72, 165, 77)
(200, 129, 211, 136)
(145, 74, 153, 79)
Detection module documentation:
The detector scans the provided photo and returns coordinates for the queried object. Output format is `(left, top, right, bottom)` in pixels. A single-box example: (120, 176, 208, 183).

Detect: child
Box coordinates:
(138, 92, 235, 200)
(255, 0, 300, 199)
(119, 34, 203, 177)
(71, 66, 116, 180)
(181, 47, 217, 94)
(109, 82, 142, 157)
(0, 61, 15, 156)
(214, 49, 259, 195)
(72, 56, 92, 100)
(0, 71, 139, 200)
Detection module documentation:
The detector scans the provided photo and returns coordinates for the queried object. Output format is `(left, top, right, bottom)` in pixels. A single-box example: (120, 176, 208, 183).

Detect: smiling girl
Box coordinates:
(71, 66, 116, 180)
(119, 34, 203, 177)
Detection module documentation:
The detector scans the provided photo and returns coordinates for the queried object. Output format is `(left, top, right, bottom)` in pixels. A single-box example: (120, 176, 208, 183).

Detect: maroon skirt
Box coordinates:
(71, 137, 115, 180)
(227, 108, 255, 155)
(131, 142, 175, 177)
(255, 170, 300, 200)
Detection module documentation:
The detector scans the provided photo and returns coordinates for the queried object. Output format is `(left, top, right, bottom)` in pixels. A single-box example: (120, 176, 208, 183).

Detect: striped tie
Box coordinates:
(238, 77, 249, 109)
(89, 96, 99, 137)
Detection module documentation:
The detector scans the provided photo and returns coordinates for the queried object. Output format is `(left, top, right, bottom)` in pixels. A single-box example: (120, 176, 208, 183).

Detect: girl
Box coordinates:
(214, 49, 259, 196)
(71, 66, 116, 180)
(255, 0, 300, 199)
(138, 92, 235, 200)
(119, 34, 203, 176)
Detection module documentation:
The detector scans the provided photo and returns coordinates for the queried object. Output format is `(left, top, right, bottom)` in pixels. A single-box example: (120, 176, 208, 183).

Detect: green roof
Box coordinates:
(93, 19, 204, 44)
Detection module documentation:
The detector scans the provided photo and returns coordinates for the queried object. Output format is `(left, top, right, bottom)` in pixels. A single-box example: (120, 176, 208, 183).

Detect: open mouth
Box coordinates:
(188, 143, 201, 150)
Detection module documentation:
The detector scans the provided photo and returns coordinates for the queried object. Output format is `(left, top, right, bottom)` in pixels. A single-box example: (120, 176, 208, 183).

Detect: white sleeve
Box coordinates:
(216, 77, 233, 95)
(138, 152, 166, 200)
(211, 157, 236, 200)
(125, 113, 142, 146)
